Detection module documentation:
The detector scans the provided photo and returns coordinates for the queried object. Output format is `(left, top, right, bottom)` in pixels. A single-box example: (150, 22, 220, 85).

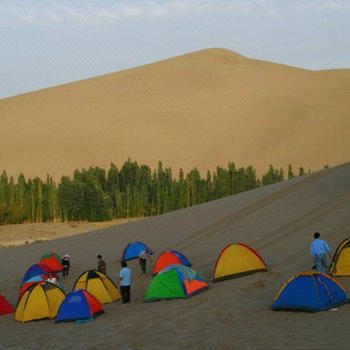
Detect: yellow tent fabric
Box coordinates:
(213, 243, 267, 282)
(15, 282, 65, 322)
(73, 270, 121, 304)
(329, 238, 350, 276)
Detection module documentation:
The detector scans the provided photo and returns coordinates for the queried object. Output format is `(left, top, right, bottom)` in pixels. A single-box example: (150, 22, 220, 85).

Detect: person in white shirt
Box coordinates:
(119, 261, 132, 304)
(47, 272, 58, 285)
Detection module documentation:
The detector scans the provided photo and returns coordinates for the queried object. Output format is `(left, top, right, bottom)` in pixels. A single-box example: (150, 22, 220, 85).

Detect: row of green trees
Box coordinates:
(0, 160, 307, 225)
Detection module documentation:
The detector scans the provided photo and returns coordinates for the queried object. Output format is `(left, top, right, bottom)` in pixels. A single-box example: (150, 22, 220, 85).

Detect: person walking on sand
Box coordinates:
(119, 260, 132, 304)
(310, 232, 332, 273)
(62, 254, 70, 279)
(97, 254, 107, 275)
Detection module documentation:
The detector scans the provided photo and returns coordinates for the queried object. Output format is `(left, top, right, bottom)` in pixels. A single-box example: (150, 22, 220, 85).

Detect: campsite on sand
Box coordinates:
(1, 164, 350, 349)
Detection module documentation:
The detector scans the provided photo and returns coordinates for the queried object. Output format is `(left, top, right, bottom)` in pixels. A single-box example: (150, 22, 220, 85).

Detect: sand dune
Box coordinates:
(1, 164, 350, 349)
(1, 48, 349, 179)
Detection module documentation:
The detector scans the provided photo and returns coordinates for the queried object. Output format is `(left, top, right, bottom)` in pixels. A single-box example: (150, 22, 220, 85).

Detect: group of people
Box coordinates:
(96, 249, 152, 304)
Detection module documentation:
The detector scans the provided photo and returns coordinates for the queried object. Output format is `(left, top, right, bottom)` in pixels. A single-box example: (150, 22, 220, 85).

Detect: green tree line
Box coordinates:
(0, 160, 306, 225)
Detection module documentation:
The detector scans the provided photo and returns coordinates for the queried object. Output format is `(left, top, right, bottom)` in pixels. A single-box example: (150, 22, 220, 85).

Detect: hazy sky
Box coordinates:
(1, 0, 349, 98)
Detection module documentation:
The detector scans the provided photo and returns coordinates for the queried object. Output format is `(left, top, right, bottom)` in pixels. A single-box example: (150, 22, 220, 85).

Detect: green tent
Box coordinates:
(144, 265, 208, 302)
(145, 269, 186, 301)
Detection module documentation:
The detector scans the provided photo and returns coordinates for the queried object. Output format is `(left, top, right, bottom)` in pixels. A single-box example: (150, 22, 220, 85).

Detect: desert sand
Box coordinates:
(0, 218, 143, 248)
(1, 164, 350, 349)
(1, 48, 350, 179)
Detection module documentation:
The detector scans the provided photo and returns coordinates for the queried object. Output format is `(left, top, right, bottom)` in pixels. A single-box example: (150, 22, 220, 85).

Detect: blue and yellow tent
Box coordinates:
(73, 270, 121, 304)
(272, 272, 348, 312)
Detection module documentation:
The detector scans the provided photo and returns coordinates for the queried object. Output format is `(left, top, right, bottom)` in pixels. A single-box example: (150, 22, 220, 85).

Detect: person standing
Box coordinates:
(119, 260, 132, 304)
(97, 254, 107, 275)
(62, 254, 70, 279)
(310, 232, 332, 273)
(138, 249, 152, 275)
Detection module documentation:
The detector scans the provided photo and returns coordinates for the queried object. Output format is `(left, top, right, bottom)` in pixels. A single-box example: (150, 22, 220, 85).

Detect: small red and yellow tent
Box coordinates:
(213, 243, 267, 282)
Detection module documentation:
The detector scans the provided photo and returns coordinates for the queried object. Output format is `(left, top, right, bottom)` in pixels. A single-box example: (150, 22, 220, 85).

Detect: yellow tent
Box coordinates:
(15, 282, 65, 322)
(73, 270, 121, 304)
(213, 243, 268, 282)
(329, 238, 350, 276)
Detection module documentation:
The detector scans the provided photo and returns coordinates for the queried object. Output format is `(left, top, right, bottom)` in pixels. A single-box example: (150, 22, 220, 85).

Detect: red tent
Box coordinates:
(0, 294, 15, 315)
(40, 252, 63, 272)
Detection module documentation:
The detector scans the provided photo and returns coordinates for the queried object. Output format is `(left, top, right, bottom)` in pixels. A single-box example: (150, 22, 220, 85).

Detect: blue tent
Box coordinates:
(21, 264, 51, 284)
(122, 241, 153, 261)
(272, 272, 348, 312)
(55, 290, 104, 323)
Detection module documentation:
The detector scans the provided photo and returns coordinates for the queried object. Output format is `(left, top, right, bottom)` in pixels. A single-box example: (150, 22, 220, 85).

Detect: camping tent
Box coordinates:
(55, 290, 104, 323)
(73, 270, 121, 304)
(122, 241, 153, 261)
(145, 264, 208, 302)
(329, 238, 350, 276)
(15, 282, 65, 322)
(21, 263, 52, 284)
(0, 295, 15, 315)
(272, 272, 348, 312)
(212, 243, 267, 282)
(40, 252, 63, 272)
(152, 250, 191, 276)
(18, 275, 46, 301)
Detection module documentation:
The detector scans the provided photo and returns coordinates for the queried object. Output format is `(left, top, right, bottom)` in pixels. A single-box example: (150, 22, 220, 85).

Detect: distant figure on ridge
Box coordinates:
(97, 254, 107, 275)
(62, 254, 70, 279)
(119, 260, 132, 304)
(310, 232, 332, 273)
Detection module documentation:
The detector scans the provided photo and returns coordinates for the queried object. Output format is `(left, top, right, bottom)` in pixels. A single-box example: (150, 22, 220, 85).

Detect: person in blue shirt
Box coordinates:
(310, 232, 332, 273)
(119, 260, 132, 304)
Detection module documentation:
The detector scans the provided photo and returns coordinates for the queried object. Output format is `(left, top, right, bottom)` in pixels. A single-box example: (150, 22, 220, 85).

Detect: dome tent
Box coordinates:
(39, 252, 63, 272)
(329, 237, 350, 276)
(272, 272, 348, 312)
(73, 270, 121, 304)
(152, 250, 191, 276)
(21, 263, 52, 284)
(145, 264, 208, 302)
(122, 241, 153, 261)
(55, 290, 104, 323)
(212, 243, 267, 282)
(0, 294, 15, 316)
(15, 282, 65, 322)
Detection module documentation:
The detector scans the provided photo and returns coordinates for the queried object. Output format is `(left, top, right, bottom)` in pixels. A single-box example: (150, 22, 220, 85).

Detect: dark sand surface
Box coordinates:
(1, 164, 350, 349)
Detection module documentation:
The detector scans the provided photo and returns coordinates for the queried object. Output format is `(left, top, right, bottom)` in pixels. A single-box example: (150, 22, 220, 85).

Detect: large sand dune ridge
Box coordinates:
(1, 48, 349, 179)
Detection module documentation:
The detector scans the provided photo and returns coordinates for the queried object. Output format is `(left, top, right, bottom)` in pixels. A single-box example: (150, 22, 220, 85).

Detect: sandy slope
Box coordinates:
(1, 48, 349, 179)
(1, 164, 350, 349)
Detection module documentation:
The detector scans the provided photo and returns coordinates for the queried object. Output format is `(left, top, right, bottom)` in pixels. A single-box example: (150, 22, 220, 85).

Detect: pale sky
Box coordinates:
(1, 0, 349, 98)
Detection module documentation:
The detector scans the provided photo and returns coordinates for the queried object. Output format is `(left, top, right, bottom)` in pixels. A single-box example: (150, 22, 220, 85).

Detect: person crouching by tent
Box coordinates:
(310, 232, 332, 273)
(138, 249, 152, 275)
(62, 255, 70, 279)
(119, 261, 132, 304)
